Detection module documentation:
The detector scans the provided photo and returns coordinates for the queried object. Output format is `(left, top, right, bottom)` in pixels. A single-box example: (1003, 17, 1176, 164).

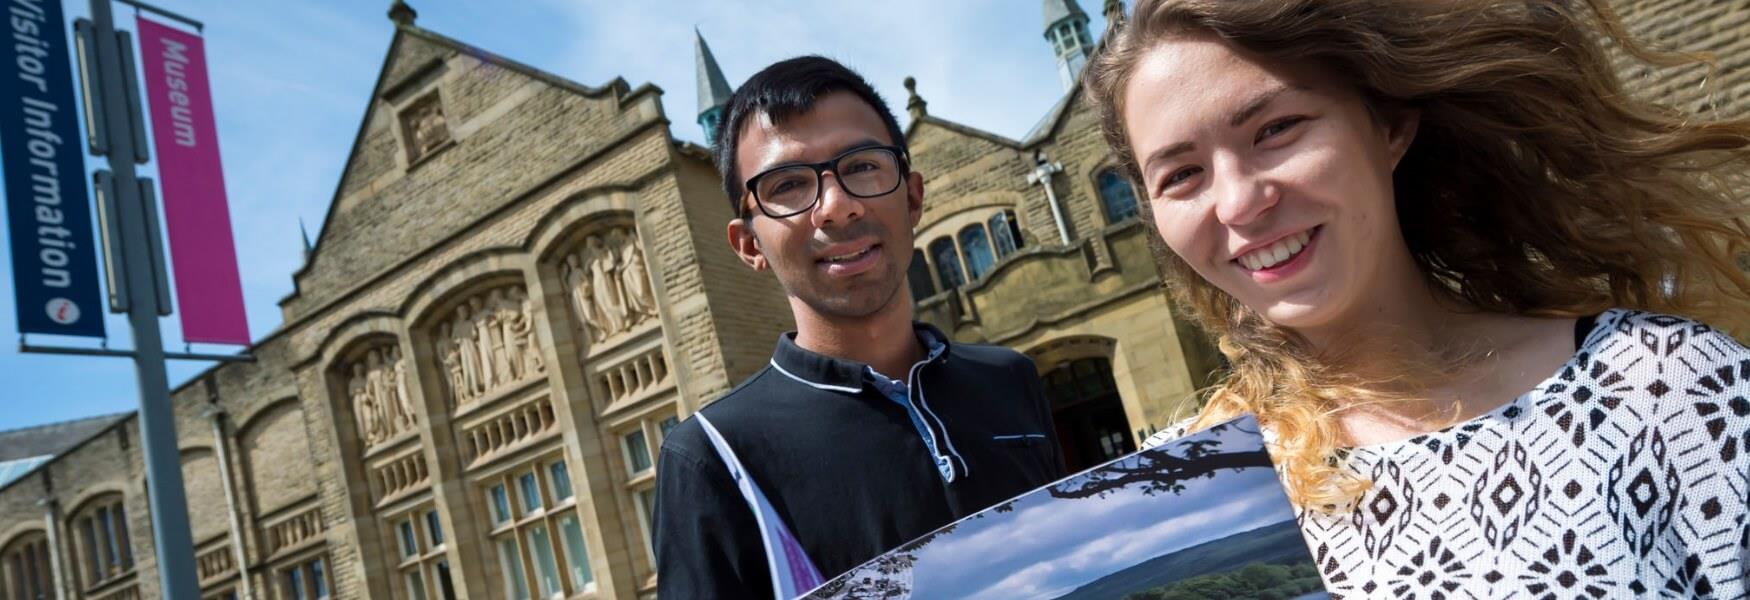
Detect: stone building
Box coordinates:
(1, 0, 1743, 599)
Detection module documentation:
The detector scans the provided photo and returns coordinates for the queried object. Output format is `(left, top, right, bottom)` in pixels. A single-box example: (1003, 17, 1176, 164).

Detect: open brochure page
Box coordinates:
(804, 415, 1331, 600)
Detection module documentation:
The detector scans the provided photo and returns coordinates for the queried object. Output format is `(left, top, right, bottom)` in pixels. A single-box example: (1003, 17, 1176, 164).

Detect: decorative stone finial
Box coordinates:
(389, 0, 417, 26)
(1104, 0, 1125, 29)
(904, 76, 927, 121)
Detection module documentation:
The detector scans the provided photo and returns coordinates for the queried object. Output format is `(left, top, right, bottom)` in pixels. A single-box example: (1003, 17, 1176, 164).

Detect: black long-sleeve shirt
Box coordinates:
(653, 323, 1066, 598)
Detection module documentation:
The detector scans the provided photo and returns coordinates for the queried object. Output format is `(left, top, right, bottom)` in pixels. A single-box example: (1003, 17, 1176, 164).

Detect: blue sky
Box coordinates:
(0, 0, 1112, 431)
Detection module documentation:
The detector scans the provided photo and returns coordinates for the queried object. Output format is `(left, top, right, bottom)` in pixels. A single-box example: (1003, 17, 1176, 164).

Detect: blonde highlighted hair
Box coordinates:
(1085, 0, 1750, 509)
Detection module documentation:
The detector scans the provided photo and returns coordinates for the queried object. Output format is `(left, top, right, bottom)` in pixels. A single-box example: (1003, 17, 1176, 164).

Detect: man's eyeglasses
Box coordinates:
(742, 145, 909, 219)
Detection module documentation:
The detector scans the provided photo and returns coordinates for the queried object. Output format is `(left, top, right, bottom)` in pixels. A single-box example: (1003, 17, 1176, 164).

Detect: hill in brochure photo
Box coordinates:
(804, 415, 1330, 600)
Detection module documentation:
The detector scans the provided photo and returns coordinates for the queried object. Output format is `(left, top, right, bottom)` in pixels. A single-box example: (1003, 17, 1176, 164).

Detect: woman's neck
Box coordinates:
(1290, 278, 1577, 446)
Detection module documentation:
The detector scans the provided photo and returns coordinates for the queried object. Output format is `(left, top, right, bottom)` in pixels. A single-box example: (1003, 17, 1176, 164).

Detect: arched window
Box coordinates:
(2, 531, 52, 600)
(907, 250, 937, 302)
(959, 225, 996, 280)
(989, 210, 1023, 259)
(1096, 168, 1140, 224)
(71, 495, 133, 591)
(929, 238, 964, 290)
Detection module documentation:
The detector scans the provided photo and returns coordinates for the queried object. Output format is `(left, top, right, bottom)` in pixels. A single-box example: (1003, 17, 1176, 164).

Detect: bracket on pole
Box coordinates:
(19, 342, 255, 363)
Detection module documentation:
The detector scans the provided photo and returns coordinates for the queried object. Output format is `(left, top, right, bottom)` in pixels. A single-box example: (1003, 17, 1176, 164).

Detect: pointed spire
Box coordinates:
(904, 77, 927, 122)
(1043, 0, 1089, 30)
(1043, 0, 1094, 90)
(694, 28, 734, 141)
(299, 218, 314, 263)
(388, 0, 417, 26)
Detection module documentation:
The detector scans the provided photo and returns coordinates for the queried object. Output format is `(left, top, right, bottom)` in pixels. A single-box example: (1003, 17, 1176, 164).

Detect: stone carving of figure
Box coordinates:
(493, 288, 518, 383)
(470, 297, 497, 391)
(587, 236, 627, 336)
(563, 253, 602, 343)
(453, 305, 481, 402)
(507, 286, 543, 376)
(616, 229, 656, 322)
(438, 323, 466, 407)
(366, 350, 398, 439)
(486, 289, 514, 386)
(387, 345, 417, 430)
(350, 362, 382, 446)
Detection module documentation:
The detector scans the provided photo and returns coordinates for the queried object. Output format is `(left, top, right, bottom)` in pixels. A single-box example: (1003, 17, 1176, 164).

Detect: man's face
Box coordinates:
(727, 91, 924, 320)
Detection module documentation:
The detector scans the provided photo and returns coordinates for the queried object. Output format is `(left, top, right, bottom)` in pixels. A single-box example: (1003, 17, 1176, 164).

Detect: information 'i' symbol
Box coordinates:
(45, 298, 80, 325)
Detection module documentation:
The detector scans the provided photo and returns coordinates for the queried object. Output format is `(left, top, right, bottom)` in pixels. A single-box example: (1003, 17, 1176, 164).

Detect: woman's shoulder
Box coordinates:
(1581, 308, 1749, 368)
(1558, 308, 1749, 413)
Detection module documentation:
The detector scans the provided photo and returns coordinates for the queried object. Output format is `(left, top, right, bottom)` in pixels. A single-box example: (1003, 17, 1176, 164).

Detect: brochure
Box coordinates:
(803, 415, 1331, 599)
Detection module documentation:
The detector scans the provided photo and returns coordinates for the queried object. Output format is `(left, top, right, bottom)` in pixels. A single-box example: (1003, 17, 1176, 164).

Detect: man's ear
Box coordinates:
(1385, 108, 1420, 170)
(726, 217, 768, 271)
(905, 171, 925, 229)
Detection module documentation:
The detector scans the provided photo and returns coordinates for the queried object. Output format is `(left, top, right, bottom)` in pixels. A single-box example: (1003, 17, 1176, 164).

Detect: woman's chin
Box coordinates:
(1251, 300, 1337, 332)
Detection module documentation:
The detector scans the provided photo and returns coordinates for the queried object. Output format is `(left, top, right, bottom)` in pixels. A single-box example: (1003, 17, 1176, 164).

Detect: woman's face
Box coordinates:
(1122, 35, 1419, 335)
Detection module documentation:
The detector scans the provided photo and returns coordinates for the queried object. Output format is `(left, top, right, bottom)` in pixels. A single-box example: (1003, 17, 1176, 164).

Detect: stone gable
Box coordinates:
(284, 27, 661, 323)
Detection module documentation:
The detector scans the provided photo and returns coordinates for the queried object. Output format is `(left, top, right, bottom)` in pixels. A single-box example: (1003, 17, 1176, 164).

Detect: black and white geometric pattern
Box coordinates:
(1146, 309, 1750, 598)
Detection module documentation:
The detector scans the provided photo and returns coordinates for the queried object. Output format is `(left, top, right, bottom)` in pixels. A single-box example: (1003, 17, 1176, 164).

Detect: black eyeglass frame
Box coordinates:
(740, 144, 912, 219)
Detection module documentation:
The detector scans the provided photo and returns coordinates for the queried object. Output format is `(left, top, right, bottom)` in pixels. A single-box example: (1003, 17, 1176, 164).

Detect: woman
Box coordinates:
(1086, 0, 1750, 595)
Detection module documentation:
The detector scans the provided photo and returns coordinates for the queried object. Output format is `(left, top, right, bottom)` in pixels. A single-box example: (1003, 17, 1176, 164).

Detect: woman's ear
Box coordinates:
(1385, 108, 1421, 170)
(726, 218, 768, 271)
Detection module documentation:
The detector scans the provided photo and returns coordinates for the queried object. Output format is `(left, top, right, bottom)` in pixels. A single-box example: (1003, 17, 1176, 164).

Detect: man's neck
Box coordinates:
(791, 296, 924, 383)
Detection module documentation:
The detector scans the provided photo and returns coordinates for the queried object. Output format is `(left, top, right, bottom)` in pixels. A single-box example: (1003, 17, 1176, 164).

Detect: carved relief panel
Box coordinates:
(345, 342, 418, 450)
(434, 284, 546, 407)
(558, 226, 658, 347)
(399, 91, 450, 163)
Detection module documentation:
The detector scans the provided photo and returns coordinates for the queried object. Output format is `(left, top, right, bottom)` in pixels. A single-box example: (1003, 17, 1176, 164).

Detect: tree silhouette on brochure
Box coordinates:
(1050, 423, 1272, 500)
(805, 423, 1274, 599)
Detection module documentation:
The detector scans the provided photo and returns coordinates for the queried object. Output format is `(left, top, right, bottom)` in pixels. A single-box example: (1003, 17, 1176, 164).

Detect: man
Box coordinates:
(653, 56, 1066, 598)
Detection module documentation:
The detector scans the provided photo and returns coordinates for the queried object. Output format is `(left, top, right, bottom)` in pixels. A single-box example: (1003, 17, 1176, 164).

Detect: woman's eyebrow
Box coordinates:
(1228, 85, 1299, 128)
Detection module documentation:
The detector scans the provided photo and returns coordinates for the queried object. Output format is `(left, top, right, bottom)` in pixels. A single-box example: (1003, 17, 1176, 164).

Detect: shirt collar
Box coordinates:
(768, 322, 952, 394)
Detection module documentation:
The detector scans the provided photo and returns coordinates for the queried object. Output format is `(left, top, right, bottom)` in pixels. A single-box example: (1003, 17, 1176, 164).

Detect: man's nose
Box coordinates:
(811, 172, 866, 228)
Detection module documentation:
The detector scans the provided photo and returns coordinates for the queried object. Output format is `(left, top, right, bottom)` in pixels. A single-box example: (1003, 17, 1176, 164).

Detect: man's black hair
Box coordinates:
(712, 55, 908, 218)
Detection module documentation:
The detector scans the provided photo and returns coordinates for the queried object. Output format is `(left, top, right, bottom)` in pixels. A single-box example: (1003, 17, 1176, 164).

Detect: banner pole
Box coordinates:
(86, 0, 200, 596)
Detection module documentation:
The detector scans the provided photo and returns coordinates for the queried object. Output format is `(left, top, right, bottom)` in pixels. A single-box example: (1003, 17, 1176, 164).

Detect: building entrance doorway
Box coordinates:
(1042, 357, 1135, 473)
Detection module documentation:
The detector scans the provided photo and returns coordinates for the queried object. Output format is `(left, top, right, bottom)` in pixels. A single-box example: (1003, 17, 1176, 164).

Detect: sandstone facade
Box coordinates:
(0, 1, 1743, 599)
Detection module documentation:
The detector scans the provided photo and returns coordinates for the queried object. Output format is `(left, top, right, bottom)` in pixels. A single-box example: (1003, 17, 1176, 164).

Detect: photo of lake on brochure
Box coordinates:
(803, 415, 1332, 600)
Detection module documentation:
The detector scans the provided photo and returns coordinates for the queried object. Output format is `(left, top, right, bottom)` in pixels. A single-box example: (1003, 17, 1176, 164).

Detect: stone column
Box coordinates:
(202, 403, 256, 600)
(405, 308, 495, 600)
(527, 253, 640, 599)
(38, 497, 66, 600)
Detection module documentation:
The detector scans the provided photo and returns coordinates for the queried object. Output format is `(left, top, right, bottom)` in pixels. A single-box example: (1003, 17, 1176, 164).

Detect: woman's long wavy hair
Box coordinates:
(1086, 0, 1750, 509)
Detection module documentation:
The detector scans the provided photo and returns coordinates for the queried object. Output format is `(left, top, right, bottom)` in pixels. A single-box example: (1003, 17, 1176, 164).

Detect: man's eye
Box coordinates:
(842, 160, 878, 174)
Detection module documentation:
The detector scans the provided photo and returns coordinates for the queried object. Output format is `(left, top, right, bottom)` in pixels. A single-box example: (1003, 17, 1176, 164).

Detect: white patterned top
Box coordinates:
(1143, 309, 1750, 598)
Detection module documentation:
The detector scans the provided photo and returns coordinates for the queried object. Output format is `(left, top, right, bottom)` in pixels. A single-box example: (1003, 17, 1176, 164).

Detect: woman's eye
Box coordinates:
(1256, 116, 1306, 143)
(1158, 166, 1203, 196)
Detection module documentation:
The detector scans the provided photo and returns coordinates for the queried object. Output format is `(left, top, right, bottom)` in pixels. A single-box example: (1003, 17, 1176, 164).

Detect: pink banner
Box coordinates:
(136, 17, 249, 345)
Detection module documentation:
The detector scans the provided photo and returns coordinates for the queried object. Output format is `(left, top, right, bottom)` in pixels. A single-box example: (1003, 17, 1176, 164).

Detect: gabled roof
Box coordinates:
(0, 412, 133, 488)
(284, 21, 643, 313)
(909, 72, 1084, 151)
(1022, 84, 1081, 146)
(906, 114, 1023, 149)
